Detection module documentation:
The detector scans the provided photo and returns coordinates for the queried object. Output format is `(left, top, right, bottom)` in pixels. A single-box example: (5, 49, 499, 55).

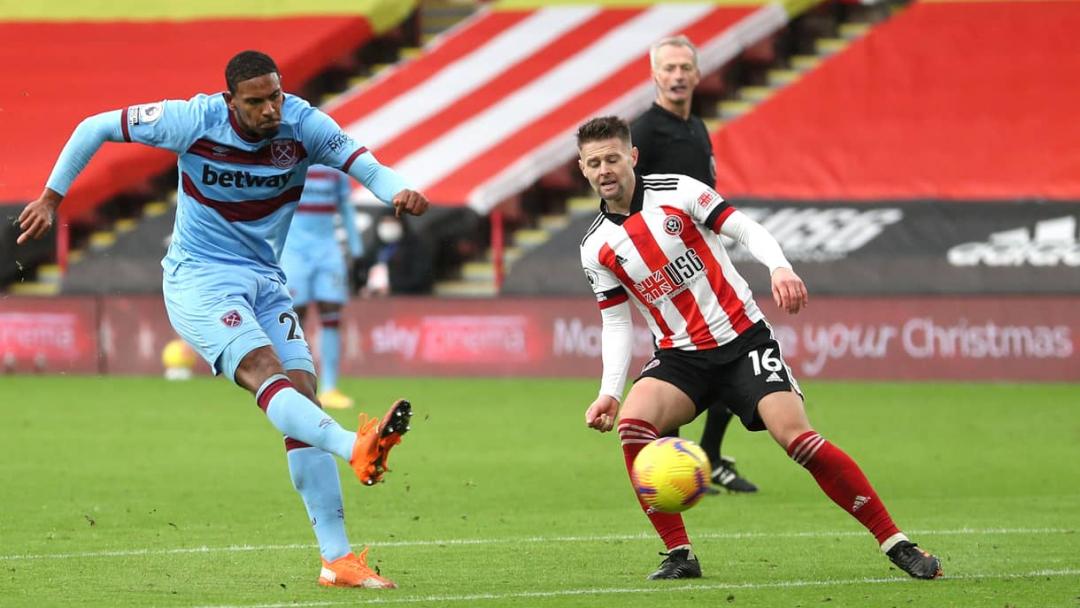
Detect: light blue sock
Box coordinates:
(287, 447, 351, 562)
(257, 376, 354, 460)
(320, 323, 341, 392)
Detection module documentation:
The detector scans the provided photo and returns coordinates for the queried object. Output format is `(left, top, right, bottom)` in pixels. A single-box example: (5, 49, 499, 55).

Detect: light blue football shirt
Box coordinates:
(112, 93, 404, 279)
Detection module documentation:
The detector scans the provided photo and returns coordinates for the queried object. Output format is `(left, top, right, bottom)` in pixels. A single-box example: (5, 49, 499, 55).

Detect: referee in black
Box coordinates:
(631, 35, 758, 493)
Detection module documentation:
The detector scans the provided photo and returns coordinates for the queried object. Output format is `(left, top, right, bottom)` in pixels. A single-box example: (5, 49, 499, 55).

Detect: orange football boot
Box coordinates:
(318, 547, 397, 589)
(349, 399, 412, 486)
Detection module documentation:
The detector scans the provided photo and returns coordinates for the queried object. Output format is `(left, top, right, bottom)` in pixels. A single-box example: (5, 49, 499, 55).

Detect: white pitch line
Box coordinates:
(0, 527, 1072, 562)
(193, 569, 1080, 608)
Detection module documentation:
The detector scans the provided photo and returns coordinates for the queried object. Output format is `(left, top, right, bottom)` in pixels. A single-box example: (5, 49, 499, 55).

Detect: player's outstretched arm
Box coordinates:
(17, 110, 126, 245)
(307, 109, 430, 217)
(719, 209, 807, 313)
(343, 152, 429, 217)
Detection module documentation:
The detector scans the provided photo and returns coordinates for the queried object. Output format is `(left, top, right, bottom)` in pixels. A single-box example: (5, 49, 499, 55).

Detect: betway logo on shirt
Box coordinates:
(202, 165, 295, 189)
(633, 249, 705, 304)
(948, 216, 1079, 267)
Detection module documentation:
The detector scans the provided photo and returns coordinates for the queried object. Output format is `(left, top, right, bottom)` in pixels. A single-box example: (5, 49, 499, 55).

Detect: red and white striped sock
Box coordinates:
(788, 430, 902, 547)
(618, 418, 690, 550)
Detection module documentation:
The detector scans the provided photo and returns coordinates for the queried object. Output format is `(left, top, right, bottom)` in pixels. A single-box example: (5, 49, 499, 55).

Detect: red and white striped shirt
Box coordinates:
(580, 174, 765, 351)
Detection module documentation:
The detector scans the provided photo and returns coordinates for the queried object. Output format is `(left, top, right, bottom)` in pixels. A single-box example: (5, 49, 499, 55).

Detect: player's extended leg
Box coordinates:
(283, 369, 396, 589)
(757, 391, 942, 579)
(315, 301, 353, 410)
(254, 281, 409, 486)
(235, 346, 358, 460)
(618, 378, 702, 580)
(699, 405, 758, 493)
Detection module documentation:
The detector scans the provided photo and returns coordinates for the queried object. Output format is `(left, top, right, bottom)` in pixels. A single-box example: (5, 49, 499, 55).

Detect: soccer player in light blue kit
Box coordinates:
(281, 165, 362, 410)
(17, 51, 428, 589)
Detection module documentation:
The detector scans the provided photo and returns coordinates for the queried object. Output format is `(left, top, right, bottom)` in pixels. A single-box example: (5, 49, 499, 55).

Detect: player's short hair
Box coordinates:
(650, 35, 699, 70)
(576, 116, 631, 148)
(225, 51, 280, 94)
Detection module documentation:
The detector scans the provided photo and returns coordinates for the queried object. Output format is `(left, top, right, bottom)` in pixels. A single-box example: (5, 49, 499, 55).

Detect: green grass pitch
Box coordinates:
(0, 377, 1077, 607)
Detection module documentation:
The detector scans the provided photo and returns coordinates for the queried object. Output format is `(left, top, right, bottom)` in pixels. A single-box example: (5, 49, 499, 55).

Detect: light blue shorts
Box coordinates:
(163, 261, 315, 381)
(280, 242, 349, 306)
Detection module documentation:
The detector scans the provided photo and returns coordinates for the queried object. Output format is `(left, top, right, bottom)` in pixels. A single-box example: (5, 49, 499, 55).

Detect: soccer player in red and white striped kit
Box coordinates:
(576, 115, 942, 581)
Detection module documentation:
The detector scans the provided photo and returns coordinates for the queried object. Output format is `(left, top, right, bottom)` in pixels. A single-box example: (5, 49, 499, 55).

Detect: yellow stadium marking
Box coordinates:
(0, 0, 416, 32)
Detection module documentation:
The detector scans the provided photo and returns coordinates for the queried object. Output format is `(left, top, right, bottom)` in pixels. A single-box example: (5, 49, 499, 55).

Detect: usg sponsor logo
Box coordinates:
(723, 207, 902, 262)
(632, 249, 705, 304)
(948, 216, 1080, 267)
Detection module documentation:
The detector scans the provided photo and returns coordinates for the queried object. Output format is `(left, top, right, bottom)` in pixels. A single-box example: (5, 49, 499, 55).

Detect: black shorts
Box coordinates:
(635, 321, 802, 432)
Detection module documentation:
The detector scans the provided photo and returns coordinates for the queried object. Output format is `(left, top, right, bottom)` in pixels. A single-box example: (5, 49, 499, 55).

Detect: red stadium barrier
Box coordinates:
(2, 295, 1077, 381)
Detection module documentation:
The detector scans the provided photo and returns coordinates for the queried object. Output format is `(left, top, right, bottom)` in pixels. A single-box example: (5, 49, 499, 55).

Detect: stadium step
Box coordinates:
(838, 22, 871, 40)
(398, 47, 423, 61)
(322, 4, 478, 107)
(568, 196, 598, 216)
(36, 264, 62, 283)
(143, 200, 170, 217)
(88, 230, 117, 250)
(704, 117, 724, 132)
(738, 86, 774, 103)
(708, 11, 889, 133)
(20, 196, 177, 295)
(814, 37, 848, 56)
(789, 54, 822, 72)
(114, 218, 138, 234)
(8, 281, 60, 296)
(766, 69, 800, 87)
(432, 194, 589, 296)
(485, 246, 523, 266)
(718, 100, 755, 121)
(461, 261, 496, 282)
(6, 261, 63, 296)
(433, 279, 498, 298)
(420, 0, 478, 41)
(511, 228, 550, 249)
(538, 214, 570, 232)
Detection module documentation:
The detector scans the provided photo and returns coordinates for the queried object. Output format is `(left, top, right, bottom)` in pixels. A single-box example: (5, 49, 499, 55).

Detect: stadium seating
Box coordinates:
(0, 1, 416, 220)
(502, 0, 1080, 297)
(0, 0, 420, 292)
(329, 1, 805, 212)
(711, 0, 1080, 200)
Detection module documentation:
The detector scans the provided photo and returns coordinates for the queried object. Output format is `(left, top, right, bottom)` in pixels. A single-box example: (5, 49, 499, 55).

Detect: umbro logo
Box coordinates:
(616, 254, 629, 266)
(766, 371, 783, 383)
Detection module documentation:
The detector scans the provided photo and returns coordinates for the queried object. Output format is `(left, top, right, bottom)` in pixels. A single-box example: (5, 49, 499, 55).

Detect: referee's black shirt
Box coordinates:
(630, 102, 716, 188)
